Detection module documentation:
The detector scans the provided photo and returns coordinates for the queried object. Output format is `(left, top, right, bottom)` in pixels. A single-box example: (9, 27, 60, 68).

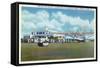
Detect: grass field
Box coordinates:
(21, 42, 94, 61)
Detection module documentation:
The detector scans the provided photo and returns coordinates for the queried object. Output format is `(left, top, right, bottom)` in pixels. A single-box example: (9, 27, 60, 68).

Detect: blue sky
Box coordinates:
(21, 6, 95, 37)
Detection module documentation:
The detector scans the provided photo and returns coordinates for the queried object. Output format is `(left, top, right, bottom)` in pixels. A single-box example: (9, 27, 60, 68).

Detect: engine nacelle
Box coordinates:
(37, 37, 49, 47)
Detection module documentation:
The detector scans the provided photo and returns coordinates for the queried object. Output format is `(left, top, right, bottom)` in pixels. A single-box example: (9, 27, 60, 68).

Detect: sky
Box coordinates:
(21, 6, 96, 37)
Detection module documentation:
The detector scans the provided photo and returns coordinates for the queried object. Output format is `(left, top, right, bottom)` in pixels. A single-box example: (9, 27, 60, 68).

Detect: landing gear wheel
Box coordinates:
(38, 41, 49, 47)
(38, 43, 44, 47)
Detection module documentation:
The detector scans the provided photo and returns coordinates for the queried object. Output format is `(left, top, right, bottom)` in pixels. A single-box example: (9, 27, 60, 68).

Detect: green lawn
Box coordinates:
(21, 42, 94, 61)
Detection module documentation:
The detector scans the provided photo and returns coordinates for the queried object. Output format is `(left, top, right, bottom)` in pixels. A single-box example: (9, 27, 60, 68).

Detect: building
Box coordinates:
(22, 31, 94, 43)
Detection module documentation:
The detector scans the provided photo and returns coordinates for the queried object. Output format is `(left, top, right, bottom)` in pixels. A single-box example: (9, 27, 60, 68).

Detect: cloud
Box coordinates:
(21, 9, 95, 37)
(90, 18, 95, 31)
(52, 11, 91, 31)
